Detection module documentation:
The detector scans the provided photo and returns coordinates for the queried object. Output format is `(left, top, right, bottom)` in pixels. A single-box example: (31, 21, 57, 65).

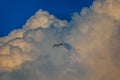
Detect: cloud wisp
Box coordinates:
(0, 0, 120, 80)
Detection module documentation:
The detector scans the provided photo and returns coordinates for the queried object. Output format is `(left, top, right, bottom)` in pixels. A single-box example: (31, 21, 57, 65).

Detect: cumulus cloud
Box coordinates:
(92, 0, 120, 20)
(24, 9, 68, 29)
(0, 0, 120, 80)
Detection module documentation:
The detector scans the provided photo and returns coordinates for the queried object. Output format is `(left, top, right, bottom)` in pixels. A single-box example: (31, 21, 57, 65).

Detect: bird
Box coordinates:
(53, 43, 64, 47)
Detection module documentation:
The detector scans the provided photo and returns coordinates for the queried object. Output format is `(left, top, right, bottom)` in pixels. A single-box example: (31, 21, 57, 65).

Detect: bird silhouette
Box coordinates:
(53, 43, 64, 47)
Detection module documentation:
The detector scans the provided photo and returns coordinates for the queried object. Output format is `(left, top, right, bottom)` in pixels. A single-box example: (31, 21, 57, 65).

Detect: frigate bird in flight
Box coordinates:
(53, 43, 64, 47)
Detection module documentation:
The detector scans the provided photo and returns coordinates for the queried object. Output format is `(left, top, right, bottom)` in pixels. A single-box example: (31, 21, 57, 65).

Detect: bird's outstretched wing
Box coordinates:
(53, 44, 58, 47)
(58, 43, 63, 46)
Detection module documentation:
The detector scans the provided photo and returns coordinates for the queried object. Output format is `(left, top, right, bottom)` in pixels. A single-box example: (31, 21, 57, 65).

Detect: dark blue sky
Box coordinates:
(0, 0, 93, 37)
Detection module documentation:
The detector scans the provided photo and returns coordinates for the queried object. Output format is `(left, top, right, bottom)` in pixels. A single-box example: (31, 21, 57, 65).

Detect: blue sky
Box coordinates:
(0, 0, 93, 37)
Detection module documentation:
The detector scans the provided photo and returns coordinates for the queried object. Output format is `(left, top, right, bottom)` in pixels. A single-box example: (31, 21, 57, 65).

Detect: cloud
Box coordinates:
(0, 0, 120, 80)
(92, 0, 120, 20)
(24, 9, 68, 29)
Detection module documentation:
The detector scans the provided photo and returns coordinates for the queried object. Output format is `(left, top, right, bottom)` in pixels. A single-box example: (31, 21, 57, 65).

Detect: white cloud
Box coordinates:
(24, 9, 68, 29)
(0, 0, 120, 80)
(92, 0, 120, 20)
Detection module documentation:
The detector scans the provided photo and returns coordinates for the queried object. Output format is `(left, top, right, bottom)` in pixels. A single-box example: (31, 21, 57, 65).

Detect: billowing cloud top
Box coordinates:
(0, 0, 120, 80)
(24, 9, 68, 29)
